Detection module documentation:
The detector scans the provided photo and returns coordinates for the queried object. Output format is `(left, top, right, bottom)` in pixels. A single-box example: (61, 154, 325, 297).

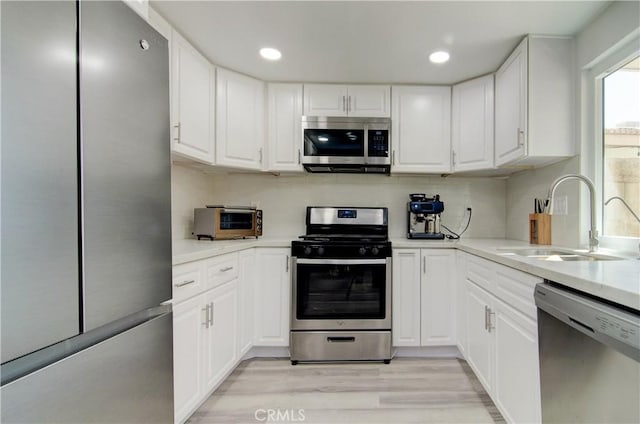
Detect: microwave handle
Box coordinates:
(221, 208, 256, 214)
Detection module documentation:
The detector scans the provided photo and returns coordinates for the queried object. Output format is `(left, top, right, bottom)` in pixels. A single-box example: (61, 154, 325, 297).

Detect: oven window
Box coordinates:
(304, 129, 365, 157)
(219, 212, 253, 230)
(296, 263, 386, 319)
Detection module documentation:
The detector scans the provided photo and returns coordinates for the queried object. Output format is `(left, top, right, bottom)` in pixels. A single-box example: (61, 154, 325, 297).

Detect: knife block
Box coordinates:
(529, 213, 552, 245)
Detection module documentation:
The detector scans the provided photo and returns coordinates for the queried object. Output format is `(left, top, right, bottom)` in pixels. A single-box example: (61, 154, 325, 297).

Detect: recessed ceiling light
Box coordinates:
(260, 47, 282, 61)
(429, 51, 450, 64)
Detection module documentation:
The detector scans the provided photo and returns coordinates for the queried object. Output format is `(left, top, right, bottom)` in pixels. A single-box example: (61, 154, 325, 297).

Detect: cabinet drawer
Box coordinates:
(173, 261, 205, 304)
(206, 252, 239, 289)
(466, 254, 495, 292)
(494, 264, 541, 320)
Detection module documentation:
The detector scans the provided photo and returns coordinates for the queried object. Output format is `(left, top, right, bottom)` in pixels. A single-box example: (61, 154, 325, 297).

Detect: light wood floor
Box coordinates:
(187, 357, 505, 424)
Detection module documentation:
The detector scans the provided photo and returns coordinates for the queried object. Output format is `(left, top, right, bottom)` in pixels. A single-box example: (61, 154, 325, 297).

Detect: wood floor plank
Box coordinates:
(187, 357, 505, 424)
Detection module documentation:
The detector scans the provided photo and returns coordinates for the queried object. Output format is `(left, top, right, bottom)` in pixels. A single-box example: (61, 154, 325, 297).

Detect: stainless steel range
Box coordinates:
(290, 207, 392, 364)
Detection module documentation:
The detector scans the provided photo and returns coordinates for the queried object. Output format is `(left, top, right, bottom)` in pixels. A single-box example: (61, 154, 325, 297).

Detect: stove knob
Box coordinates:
(358, 247, 367, 256)
(304, 246, 312, 256)
(371, 247, 380, 255)
(316, 247, 325, 256)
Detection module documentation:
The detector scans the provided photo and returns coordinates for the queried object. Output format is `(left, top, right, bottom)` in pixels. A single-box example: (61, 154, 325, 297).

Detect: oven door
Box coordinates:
(291, 257, 392, 330)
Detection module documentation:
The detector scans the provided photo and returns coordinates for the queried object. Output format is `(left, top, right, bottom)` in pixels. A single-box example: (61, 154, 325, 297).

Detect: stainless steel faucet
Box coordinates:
(545, 174, 598, 251)
(605, 196, 640, 257)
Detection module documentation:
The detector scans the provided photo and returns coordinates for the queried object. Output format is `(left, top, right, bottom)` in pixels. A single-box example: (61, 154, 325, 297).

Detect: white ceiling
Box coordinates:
(151, 1, 610, 85)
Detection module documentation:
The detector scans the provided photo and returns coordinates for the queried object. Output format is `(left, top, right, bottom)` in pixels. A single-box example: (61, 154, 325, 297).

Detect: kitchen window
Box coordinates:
(589, 36, 640, 252)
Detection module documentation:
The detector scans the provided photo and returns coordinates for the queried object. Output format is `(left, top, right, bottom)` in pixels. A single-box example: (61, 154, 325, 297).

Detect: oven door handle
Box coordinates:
(295, 258, 388, 265)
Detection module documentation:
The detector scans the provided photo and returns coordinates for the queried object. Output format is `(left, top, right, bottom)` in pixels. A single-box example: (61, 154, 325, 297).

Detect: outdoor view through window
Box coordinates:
(602, 56, 640, 238)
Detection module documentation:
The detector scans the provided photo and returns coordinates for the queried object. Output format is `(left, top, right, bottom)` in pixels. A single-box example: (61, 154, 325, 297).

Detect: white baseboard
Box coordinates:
(242, 346, 290, 360)
(392, 345, 462, 358)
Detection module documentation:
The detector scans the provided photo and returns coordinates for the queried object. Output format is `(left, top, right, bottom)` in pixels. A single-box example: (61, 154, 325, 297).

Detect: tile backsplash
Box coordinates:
(172, 163, 507, 241)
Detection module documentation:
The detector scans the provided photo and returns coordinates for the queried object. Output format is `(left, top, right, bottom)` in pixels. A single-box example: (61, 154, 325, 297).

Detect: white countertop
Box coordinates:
(173, 237, 640, 311)
(455, 238, 640, 311)
(172, 238, 291, 265)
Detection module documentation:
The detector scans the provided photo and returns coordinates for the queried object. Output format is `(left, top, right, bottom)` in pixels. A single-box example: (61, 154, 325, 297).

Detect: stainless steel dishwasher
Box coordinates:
(535, 282, 640, 423)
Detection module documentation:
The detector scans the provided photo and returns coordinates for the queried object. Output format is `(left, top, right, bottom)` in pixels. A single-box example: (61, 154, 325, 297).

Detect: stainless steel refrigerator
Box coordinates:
(1, 1, 173, 422)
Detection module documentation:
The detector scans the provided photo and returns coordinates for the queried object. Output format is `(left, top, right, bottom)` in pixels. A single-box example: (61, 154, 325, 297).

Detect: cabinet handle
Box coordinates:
(342, 95, 346, 112)
(392, 150, 396, 166)
(209, 302, 214, 326)
(258, 148, 263, 164)
(297, 149, 301, 165)
(422, 256, 426, 274)
(487, 307, 495, 332)
(348, 96, 352, 112)
(484, 305, 489, 331)
(202, 304, 210, 328)
(173, 123, 181, 142)
(452, 150, 457, 166)
(220, 266, 234, 272)
(286, 255, 289, 272)
(174, 279, 195, 288)
(517, 128, 525, 147)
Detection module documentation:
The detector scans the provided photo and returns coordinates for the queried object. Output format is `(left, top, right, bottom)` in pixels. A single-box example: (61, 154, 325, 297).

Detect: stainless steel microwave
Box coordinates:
(193, 206, 262, 240)
(301, 116, 391, 174)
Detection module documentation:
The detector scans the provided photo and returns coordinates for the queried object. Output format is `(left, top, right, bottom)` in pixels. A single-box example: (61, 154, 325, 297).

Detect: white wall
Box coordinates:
(506, 157, 580, 246)
(505, 1, 640, 247)
(172, 163, 507, 241)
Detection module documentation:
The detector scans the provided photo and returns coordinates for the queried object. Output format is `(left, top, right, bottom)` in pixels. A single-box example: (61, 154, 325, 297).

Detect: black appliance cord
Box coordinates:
(442, 208, 472, 240)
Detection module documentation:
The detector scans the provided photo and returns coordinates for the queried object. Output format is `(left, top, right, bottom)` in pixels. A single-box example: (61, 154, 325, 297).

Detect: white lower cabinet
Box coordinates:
(202, 281, 238, 393)
(462, 253, 542, 424)
(173, 293, 205, 424)
(493, 298, 541, 424)
(392, 249, 456, 347)
(237, 249, 255, 356)
(173, 279, 238, 424)
(465, 280, 495, 394)
(254, 248, 290, 346)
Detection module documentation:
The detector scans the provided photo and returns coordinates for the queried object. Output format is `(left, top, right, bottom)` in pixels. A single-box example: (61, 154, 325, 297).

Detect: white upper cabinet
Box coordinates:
(495, 36, 574, 167)
(216, 68, 265, 170)
(267, 83, 304, 172)
(347, 85, 391, 117)
(171, 30, 215, 164)
(303, 84, 390, 117)
(391, 86, 452, 173)
(452, 75, 495, 172)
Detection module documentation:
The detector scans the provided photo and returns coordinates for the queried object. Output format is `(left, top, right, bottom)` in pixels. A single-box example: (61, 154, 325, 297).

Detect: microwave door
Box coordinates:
(303, 128, 365, 164)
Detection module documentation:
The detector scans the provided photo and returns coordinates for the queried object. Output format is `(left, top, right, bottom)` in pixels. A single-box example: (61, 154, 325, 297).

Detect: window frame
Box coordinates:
(585, 35, 640, 253)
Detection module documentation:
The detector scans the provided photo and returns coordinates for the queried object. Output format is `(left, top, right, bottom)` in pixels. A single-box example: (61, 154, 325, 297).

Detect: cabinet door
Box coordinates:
(421, 250, 456, 346)
(465, 281, 494, 395)
(216, 68, 265, 170)
(303, 84, 348, 116)
(238, 249, 256, 356)
(203, 280, 238, 393)
(495, 38, 527, 166)
(391, 86, 451, 173)
(452, 75, 494, 172)
(392, 249, 421, 347)
(347, 85, 390, 117)
(173, 294, 205, 424)
(254, 248, 290, 346)
(455, 252, 468, 356)
(171, 30, 215, 163)
(267, 83, 303, 172)
(493, 298, 541, 424)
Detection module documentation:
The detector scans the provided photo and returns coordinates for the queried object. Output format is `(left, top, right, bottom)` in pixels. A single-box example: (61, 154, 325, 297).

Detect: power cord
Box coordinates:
(442, 207, 472, 240)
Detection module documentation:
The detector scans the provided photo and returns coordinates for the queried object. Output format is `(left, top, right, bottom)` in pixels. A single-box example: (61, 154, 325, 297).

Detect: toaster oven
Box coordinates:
(193, 207, 262, 240)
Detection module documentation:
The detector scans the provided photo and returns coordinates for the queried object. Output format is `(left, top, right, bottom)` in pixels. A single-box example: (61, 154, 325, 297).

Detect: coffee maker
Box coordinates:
(407, 193, 445, 239)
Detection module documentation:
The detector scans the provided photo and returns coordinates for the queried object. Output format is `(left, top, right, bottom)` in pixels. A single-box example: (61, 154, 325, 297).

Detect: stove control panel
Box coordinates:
(292, 241, 391, 259)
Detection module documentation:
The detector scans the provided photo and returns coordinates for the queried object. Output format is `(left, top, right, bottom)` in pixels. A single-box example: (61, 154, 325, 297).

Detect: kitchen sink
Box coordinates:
(496, 247, 623, 261)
